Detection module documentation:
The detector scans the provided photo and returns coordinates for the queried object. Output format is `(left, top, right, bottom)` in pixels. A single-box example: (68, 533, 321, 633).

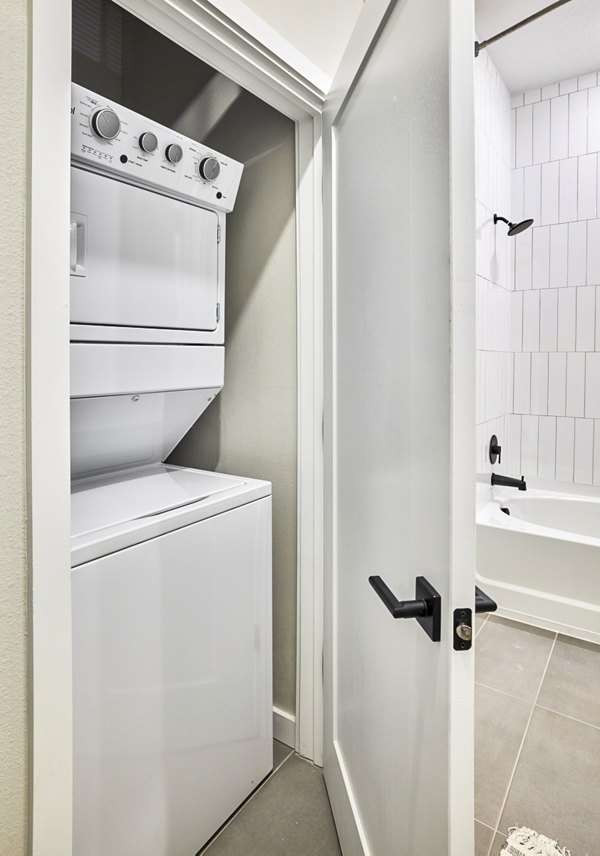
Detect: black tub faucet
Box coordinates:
(491, 473, 527, 491)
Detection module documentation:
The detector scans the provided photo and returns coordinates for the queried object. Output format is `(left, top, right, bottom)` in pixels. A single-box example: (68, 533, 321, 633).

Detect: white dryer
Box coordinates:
(69, 85, 273, 855)
(70, 82, 243, 345)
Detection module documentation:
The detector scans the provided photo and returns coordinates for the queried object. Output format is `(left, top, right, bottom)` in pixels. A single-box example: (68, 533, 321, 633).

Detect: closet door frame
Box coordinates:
(29, 0, 336, 851)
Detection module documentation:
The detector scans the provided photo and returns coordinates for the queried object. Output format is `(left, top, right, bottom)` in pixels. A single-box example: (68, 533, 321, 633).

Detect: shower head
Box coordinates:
(494, 214, 534, 236)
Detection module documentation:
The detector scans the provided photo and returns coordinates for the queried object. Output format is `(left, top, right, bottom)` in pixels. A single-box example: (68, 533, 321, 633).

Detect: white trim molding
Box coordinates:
(273, 706, 296, 750)
(294, 112, 324, 766)
(200, 0, 331, 92)
(29, 0, 73, 852)
(116, 0, 325, 119)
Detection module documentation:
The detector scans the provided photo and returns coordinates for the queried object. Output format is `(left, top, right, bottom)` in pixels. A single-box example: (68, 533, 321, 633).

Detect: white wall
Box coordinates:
(222, 0, 363, 80)
(475, 52, 519, 492)
(0, 1, 29, 853)
(511, 71, 600, 485)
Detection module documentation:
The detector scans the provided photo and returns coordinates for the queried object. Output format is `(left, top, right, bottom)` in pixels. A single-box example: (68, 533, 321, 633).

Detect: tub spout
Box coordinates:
(491, 473, 527, 491)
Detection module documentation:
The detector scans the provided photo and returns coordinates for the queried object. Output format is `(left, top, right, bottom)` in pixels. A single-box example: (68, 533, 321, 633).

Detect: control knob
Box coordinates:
(139, 132, 158, 153)
(199, 156, 220, 181)
(90, 107, 121, 140)
(165, 143, 183, 164)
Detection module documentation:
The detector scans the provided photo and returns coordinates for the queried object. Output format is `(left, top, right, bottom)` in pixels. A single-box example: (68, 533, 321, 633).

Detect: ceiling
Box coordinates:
(475, 0, 600, 93)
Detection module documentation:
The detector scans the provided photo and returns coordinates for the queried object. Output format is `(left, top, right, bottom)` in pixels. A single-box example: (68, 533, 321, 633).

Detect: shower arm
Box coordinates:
(475, 0, 574, 57)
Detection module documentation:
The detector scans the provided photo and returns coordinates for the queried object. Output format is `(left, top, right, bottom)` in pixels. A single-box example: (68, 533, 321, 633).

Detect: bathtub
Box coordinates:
(477, 484, 600, 643)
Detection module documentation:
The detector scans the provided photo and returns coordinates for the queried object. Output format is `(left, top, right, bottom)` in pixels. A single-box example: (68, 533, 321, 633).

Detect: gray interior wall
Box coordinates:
(72, 1, 298, 718)
(0, 1, 29, 853)
(169, 98, 298, 717)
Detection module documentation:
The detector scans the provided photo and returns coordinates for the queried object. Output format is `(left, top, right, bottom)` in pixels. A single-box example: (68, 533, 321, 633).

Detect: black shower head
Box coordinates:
(494, 214, 534, 236)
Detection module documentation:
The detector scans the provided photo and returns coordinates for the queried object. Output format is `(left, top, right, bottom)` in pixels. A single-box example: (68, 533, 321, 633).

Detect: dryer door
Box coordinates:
(70, 167, 220, 333)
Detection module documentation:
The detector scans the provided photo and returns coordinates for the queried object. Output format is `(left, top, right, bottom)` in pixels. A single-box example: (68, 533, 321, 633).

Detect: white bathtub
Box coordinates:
(477, 484, 600, 643)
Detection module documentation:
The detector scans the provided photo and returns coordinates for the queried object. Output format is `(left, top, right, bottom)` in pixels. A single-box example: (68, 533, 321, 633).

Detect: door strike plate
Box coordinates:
(453, 608, 473, 651)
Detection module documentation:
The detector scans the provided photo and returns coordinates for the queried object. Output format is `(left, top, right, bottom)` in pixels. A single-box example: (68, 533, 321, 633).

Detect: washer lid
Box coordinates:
(72, 465, 246, 539)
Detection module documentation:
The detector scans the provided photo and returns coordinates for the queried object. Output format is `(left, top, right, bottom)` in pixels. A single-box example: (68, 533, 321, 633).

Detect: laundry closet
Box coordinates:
(70, 1, 298, 852)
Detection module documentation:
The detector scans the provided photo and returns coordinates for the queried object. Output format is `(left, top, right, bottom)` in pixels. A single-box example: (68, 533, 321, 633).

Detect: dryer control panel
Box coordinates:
(71, 83, 244, 214)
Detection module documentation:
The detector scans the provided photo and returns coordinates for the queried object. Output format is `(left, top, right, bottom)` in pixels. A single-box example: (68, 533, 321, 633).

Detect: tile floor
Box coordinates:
(201, 740, 341, 855)
(202, 616, 600, 856)
(475, 614, 600, 856)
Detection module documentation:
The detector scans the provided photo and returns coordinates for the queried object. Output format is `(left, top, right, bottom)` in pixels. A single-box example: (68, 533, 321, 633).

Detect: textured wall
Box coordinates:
(0, 1, 29, 853)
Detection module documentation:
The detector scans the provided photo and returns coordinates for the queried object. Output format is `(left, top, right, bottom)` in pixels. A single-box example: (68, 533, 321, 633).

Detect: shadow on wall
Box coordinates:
(168, 90, 297, 468)
(169, 90, 298, 716)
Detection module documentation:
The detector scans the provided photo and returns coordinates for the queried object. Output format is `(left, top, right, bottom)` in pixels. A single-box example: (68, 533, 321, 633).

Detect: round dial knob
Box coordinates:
(165, 143, 183, 164)
(199, 156, 221, 182)
(90, 107, 121, 140)
(139, 132, 158, 153)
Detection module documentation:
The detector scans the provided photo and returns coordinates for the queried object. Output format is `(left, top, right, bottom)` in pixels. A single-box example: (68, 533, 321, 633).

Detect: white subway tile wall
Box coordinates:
(475, 54, 515, 490)
(556, 417, 575, 481)
(539, 288, 557, 351)
(542, 82, 559, 101)
(507, 70, 600, 484)
(538, 415, 557, 479)
(477, 68, 600, 485)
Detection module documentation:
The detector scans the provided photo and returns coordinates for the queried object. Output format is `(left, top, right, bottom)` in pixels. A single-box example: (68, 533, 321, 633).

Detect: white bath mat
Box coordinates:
(499, 826, 571, 856)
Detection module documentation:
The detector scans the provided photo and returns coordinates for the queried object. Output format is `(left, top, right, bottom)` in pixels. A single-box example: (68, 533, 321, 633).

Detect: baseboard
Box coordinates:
(323, 740, 368, 856)
(273, 706, 296, 749)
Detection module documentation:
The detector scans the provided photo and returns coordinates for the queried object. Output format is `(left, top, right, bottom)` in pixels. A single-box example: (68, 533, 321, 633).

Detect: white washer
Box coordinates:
(69, 85, 272, 855)
(72, 464, 272, 856)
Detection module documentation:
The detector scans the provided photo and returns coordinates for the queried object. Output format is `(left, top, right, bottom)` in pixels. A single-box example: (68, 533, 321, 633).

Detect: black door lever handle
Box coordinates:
(475, 586, 497, 614)
(368, 575, 441, 641)
(368, 576, 428, 618)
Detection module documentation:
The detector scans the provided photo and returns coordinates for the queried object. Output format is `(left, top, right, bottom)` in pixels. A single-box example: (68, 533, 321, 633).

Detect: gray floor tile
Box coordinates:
(203, 754, 341, 856)
(537, 635, 600, 728)
(475, 820, 495, 856)
(490, 831, 507, 854)
(475, 683, 532, 830)
(475, 616, 555, 701)
(273, 738, 294, 769)
(499, 707, 600, 854)
(475, 614, 489, 638)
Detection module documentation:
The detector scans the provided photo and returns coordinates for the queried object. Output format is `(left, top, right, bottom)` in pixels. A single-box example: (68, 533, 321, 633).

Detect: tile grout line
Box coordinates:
(475, 614, 490, 638)
(475, 679, 535, 705)
(200, 747, 295, 853)
(476, 818, 498, 850)
(535, 702, 600, 732)
(485, 632, 558, 856)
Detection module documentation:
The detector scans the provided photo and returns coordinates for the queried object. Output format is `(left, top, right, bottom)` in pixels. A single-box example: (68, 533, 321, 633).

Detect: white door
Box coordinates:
(323, 1, 476, 854)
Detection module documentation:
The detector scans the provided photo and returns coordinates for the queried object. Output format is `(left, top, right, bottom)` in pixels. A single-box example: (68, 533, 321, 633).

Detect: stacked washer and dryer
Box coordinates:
(70, 84, 273, 855)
